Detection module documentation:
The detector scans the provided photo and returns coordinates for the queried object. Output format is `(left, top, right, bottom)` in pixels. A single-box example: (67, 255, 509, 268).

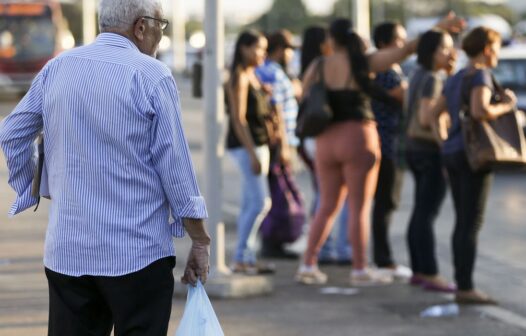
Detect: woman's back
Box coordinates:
(323, 53, 358, 90)
(320, 54, 374, 122)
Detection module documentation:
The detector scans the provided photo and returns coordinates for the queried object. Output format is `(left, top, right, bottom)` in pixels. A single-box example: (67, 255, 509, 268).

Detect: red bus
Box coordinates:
(0, 1, 69, 94)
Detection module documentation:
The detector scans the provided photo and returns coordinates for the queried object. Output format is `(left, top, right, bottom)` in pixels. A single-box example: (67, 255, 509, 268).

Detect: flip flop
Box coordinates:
(455, 293, 498, 305)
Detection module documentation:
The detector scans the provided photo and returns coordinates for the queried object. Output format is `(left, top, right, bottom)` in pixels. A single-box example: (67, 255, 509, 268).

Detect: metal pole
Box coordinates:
(204, 0, 229, 275)
(171, 0, 186, 72)
(353, 0, 371, 39)
(82, 0, 97, 45)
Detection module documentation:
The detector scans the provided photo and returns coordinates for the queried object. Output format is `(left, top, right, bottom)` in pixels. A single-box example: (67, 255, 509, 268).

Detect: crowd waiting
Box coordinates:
(0, 1, 521, 333)
(225, 13, 518, 306)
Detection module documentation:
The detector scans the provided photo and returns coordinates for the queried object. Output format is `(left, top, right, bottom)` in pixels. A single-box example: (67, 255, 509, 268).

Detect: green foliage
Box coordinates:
(465, 3, 518, 25)
(250, 0, 313, 34)
(331, 0, 353, 19)
(185, 19, 203, 39)
(244, 0, 521, 36)
(60, 3, 83, 45)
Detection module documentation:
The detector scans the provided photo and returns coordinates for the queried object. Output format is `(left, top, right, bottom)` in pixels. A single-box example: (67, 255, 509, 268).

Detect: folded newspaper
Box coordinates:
(31, 135, 50, 200)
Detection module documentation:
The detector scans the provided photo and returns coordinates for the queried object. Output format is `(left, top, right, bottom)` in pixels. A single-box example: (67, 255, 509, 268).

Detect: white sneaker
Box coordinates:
(350, 268, 393, 287)
(295, 265, 328, 285)
(377, 265, 413, 281)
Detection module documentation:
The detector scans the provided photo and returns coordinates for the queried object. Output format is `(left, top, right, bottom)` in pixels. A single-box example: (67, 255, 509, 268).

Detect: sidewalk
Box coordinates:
(169, 225, 525, 336)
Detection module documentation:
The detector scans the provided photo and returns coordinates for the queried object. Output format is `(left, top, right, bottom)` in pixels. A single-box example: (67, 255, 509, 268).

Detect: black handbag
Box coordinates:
(295, 58, 333, 138)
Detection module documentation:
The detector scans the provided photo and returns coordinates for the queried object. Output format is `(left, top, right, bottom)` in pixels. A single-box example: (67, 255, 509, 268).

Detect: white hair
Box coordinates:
(98, 0, 162, 31)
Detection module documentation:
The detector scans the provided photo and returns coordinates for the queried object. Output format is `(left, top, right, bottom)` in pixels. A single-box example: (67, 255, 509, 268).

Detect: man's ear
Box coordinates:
(133, 19, 146, 41)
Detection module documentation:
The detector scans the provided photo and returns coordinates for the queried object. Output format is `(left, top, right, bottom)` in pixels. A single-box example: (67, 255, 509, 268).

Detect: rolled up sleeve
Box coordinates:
(149, 76, 208, 234)
(0, 71, 45, 216)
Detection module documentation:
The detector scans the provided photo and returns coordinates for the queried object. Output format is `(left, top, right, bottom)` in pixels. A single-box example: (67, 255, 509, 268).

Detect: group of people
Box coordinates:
(226, 14, 514, 305)
(0, 0, 516, 333)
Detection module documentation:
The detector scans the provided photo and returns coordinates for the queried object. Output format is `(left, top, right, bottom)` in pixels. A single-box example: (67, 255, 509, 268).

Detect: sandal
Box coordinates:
(250, 262, 276, 275)
(420, 276, 456, 293)
(455, 290, 498, 305)
(230, 262, 276, 275)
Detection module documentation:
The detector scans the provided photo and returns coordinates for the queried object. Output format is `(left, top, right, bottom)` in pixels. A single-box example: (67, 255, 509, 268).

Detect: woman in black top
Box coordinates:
(299, 26, 352, 265)
(226, 30, 274, 274)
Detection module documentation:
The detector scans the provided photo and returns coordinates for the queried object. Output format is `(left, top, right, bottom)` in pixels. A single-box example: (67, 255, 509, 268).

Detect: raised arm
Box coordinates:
(369, 12, 465, 74)
(368, 40, 417, 73)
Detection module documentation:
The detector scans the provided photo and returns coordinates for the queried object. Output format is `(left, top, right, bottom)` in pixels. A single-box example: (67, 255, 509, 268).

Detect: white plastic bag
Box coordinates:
(175, 280, 224, 336)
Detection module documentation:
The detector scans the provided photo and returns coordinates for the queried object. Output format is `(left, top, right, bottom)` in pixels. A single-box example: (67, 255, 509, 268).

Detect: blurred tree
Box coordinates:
(250, 0, 312, 33)
(465, 2, 517, 25)
(185, 19, 203, 39)
(331, 0, 353, 19)
(61, 3, 83, 45)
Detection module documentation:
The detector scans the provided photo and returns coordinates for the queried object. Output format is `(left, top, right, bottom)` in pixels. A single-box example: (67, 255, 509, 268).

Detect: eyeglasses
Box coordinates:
(136, 16, 169, 30)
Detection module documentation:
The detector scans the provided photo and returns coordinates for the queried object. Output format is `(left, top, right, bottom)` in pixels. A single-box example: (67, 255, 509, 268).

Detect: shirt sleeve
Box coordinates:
(376, 70, 402, 91)
(149, 76, 208, 232)
(271, 69, 287, 106)
(472, 69, 494, 91)
(0, 70, 46, 216)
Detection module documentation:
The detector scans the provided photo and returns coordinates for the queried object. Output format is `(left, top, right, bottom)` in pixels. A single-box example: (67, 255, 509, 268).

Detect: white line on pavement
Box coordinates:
(477, 306, 526, 331)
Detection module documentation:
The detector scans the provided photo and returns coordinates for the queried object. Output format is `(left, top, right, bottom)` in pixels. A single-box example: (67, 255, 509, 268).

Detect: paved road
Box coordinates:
(1, 78, 526, 335)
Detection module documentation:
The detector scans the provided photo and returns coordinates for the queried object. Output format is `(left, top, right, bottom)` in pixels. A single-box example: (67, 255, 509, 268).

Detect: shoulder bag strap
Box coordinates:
(317, 57, 325, 85)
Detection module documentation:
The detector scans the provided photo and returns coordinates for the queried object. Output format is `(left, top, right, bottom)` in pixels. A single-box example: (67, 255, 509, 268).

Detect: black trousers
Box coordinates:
(372, 157, 404, 267)
(443, 151, 492, 291)
(406, 150, 447, 276)
(45, 256, 176, 336)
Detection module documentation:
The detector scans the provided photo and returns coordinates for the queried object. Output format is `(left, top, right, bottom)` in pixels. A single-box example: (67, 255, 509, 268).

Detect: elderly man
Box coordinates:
(0, 0, 210, 335)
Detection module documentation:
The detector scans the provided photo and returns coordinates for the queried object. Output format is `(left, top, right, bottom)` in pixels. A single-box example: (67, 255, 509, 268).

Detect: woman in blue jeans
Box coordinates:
(405, 29, 457, 292)
(226, 30, 274, 274)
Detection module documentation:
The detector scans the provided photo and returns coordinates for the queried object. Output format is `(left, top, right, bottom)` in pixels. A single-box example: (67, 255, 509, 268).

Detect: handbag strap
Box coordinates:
(316, 57, 325, 85)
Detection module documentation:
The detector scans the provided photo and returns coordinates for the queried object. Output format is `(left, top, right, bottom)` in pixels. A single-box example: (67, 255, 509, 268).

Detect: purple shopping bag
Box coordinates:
(260, 163, 306, 244)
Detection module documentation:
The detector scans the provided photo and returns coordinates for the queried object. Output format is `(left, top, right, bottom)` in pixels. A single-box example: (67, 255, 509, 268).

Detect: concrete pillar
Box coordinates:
(203, 0, 228, 276)
(353, 0, 371, 38)
(175, 0, 273, 299)
(82, 0, 97, 45)
(171, 0, 186, 72)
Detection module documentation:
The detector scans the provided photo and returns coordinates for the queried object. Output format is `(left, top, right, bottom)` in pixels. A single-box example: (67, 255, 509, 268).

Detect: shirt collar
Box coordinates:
(265, 59, 278, 67)
(95, 33, 140, 52)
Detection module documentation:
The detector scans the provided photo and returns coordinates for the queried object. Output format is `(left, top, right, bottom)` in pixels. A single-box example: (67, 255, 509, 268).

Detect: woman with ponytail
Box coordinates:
(296, 16, 464, 286)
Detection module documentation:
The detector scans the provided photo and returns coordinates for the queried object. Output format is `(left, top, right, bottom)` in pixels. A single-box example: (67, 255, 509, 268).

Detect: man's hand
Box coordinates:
(181, 218, 211, 286)
(181, 241, 210, 286)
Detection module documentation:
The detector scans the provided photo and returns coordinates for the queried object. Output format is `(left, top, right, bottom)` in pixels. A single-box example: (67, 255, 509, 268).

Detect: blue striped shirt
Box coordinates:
(256, 60, 299, 147)
(0, 33, 208, 276)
